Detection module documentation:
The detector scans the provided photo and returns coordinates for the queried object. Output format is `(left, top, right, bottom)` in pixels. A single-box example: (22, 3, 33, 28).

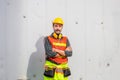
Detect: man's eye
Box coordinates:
(55, 25, 57, 26)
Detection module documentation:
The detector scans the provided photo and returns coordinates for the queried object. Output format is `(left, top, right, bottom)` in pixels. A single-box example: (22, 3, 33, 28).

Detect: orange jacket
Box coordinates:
(47, 36, 68, 64)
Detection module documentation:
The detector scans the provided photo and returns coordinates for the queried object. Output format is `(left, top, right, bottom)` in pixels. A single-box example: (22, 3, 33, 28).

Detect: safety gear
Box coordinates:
(44, 66, 71, 77)
(47, 36, 68, 64)
(44, 60, 69, 80)
(53, 32, 62, 39)
(53, 17, 64, 25)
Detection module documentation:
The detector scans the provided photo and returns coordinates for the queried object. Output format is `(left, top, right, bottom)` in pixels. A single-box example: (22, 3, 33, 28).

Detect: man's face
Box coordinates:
(53, 23, 63, 34)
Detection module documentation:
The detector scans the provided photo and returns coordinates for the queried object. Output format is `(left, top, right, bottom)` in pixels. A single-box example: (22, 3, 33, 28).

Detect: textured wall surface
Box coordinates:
(0, 0, 120, 80)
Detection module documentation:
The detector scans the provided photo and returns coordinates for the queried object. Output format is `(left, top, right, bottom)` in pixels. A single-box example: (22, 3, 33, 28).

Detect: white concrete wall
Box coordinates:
(0, 0, 6, 80)
(0, 0, 120, 80)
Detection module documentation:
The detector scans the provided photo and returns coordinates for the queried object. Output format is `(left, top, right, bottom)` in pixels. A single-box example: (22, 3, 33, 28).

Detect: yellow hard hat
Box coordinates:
(53, 17, 64, 25)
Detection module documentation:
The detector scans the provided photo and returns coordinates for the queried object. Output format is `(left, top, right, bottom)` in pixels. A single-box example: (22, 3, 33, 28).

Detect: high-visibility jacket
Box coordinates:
(47, 36, 68, 64)
(44, 60, 68, 80)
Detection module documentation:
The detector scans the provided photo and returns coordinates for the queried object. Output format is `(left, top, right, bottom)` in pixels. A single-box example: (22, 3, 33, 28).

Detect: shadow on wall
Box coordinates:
(27, 36, 45, 80)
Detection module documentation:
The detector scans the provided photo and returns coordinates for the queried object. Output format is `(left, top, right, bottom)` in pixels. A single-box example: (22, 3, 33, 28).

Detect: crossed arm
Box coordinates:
(52, 46, 72, 57)
(45, 37, 72, 58)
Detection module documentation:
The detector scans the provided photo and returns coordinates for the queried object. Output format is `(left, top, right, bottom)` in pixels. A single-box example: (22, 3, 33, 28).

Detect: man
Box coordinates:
(44, 17, 72, 80)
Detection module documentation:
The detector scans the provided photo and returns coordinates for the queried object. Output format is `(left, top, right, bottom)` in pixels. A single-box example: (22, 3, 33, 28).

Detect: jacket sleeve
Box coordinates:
(64, 38, 72, 57)
(44, 37, 57, 57)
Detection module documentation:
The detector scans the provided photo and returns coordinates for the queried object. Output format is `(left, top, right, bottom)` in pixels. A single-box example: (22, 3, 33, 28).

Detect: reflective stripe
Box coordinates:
(53, 42, 66, 47)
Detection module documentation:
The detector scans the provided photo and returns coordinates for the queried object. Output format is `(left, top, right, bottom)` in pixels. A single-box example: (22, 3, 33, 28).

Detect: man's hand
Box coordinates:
(52, 48, 66, 57)
(52, 48, 61, 57)
(52, 46, 72, 57)
(65, 46, 72, 51)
